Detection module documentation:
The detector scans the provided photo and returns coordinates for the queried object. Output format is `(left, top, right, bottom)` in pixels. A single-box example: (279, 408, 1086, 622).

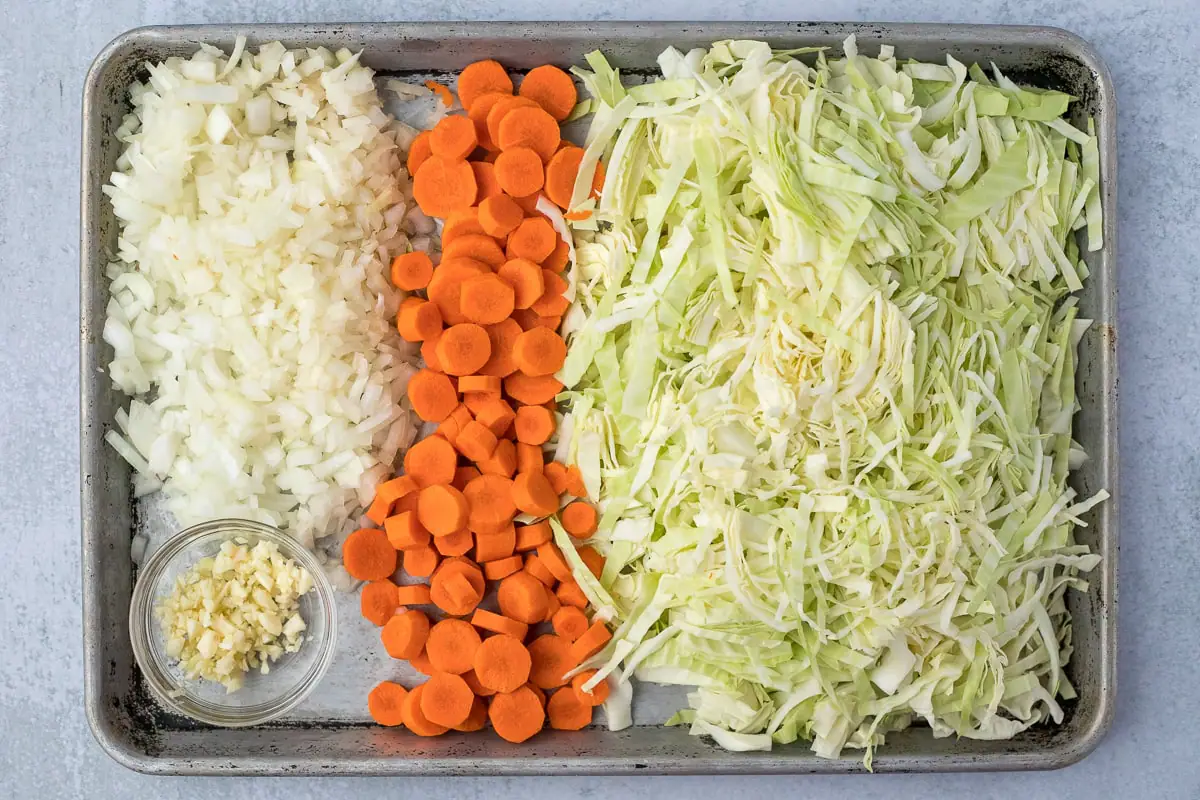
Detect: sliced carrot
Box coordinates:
(486, 95, 539, 147)
(381, 609, 430, 659)
(435, 414, 462, 445)
(407, 368, 459, 423)
(477, 437, 517, 478)
(489, 685, 545, 743)
(552, 605, 589, 642)
(544, 145, 584, 209)
(403, 683, 449, 736)
(407, 130, 434, 177)
(450, 403, 475, 431)
(497, 258, 546, 310)
(436, 323, 492, 377)
(474, 523, 516, 562)
(514, 404, 556, 444)
(561, 501, 598, 538)
(421, 331, 445, 372)
(470, 608, 531, 641)
(516, 442, 544, 475)
(384, 511, 431, 551)
(536, 542, 573, 583)
(454, 696, 489, 731)
(410, 648, 435, 675)
(528, 634, 574, 689)
(478, 194, 525, 238)
(396, 584, 433, 606)
(467, 91, 511, 151)
(564, 465, 588, 498)
(541, 268, 569, 298)
(417, 484, 470, 536)
(567, 621, 612, 664)
(452, 465, 482, 491)
(366, 475, 419, 525)
(483, 553, 524, 580)
(473, 634, 532, 694)
(525, 682, 547, 708)
(343, 528, 397, 581)
(397, 296, 443, 342)
(434, 528, 474, 557)
(468, 394, 517, 438)
(591, 160, 606, 198)
(479, 318, 523, 378)
(457, 60, 514, 113)
(428, 257, 490, 326)
(506, 217, 557, 263)
(470, 160, 504, 203)
(368, 680, 408, 727)
(460, 273, 516, 325)
(361, 580, 399, 626)
(463, 473, 518, 533)
(530, 289, 570, 318)
(421, 671, 475, 728)
(442, 207, 486, 243)
(425, 79, 455, 108)
(518, 64, 578, 122)
(577, 545, 605, 580)
(511, 309, 562, 331)
(511, 192, 543, 215)
(542, 462, 569, 495)
(515, 520, 552, 551)
(444, 233, 506, 269)
(403, 545, 440, 578)
(564, 209, 592, 222)
(455, 419, 499, 462)
(541, 237, 570, 272)
(547, 685, 592, 731)
(512, 471, 560, 517)
(543, 587, 561, 623)
(493, 147, 545, 197)
(426, 618, 482, 675)
(462, 669, 497, 698)
(523, 553, 556, 587)
(556, 579, 588, 609)
(413, 156, 477, 219)
(459, 374, 503, 394)
(497, 571, 550, 624)
(437, 570, 478, 610)
(391, 251, 436, 291)
(404, 434, 459, 488)
(505, 373, 564, 406)
(430, 114, 479, 160)
(433, 556, 486, 596)
(497, 105, 560, 161)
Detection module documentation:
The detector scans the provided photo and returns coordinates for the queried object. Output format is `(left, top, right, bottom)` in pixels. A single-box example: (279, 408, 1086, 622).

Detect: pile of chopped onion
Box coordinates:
(103, 41, 430, 571)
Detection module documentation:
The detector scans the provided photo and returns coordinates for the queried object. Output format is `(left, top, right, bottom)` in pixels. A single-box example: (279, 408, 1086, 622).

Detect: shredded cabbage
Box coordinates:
(561, 38, 1106, 764)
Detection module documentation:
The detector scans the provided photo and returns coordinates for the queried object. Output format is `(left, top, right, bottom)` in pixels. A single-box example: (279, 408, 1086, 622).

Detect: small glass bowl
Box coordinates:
(129, 519, 337, 727)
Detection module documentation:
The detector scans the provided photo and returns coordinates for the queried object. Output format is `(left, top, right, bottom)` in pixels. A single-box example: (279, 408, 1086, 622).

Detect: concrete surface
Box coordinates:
(1, 0, 1195, 797)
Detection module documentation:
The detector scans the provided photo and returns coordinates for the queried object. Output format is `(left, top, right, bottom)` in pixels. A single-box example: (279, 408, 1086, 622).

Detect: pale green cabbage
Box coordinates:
(557, 37, 1107, 764)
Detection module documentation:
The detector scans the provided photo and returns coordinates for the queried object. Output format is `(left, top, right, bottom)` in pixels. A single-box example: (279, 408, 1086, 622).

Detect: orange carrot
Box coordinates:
(467, 92, 511, 151)
(391, 251, 435, 292)
(530, 287, 570, 318)
(366, 475, 419, 525)
(537, 542, 573, 583)
(488, 685, 545, 743)
(471, 160, 504, 203)
(361, 580, 399, 626)
(457, 60, 514, 113)
(506, 217, 557, 263)
(468, 393, 517, 437)
(577, 545, 605, 580)
(551, 606, 589, 642)
(384, 510, 431, 551)
(544, 145, 585, 209)
(474, 523, 516, 562)
(516, 442, 544, 475)
(564, 465, 587, 498)
(542, 268, 570, 297)
(527, 634, 574, 689)
(497, 571, 550, 624)
(421, 331, 445, 372)
(454, 696, 489, 731)
(343, 528, 397, 581)
(477, 438, 517, 478)
(483, 553, 524, 580)
(444, 234, 507, 268)
(430, 557, 486, 615)
(497, 105, 561, 161)
(486, 95, 539, 147)
(455, 419, 499, 462)
(428, 257, 491, 325)
(523, 553, 556, 587)
(511, 309, 561, 331)
(381, 609, 430, 659)
(407, 130, 434, 176)
(442, 207, 486, 243)
(555, 579, 588, 609)
(518, 65, 578, 122)
(478, 194, 525, 238)
(560, 501, 598, 538)
(460, 273, 516, 325)
(567, 621, 612, 664)
(512, 471, 560, 517)
(435, 323, 491, 377)
(479, 318, 523, 378)
(504, 373, 564, 406)
(403, 545, 440, 578)
(410, 649, 435, 676)
(452, 465, 482, 491)
(450, 403, 475, 431)
(435, 414, 462, 445)
(463, 473, 518, 533)
(564, 209, 592, 222)
(473, 634, 533, 694)
(425, 618, 482, 675)
(525, 682, 547, 707)
(417, 484, 470, 536)
(434, 528, 474, 557)
(547, 685, 592, 731)
(514, 404, 556, 445)
(470, 608, 530, 641)
(397, 296, 443, 342)
(367, 680, 408, 727)
(591, 160, 605, 198)
(497, 258, 546, 309)
(543, 587, 561, 622)
(407, 368, 459, 423)
(493, 147, 545, 197)
(542, 462, 569, 495)
(396, 491, 421, 516)
(430, 114, 479, 160)
(459, 374, 503, 394)
(425, 80, 455, 108)
(420, 671, 475, 728)
(462, 669, 497, 698)
(396, 584, 433, 606)
(541, 237, 570, 273)
(403, 683, 449, 736)
(514, 520, 552, 551)
(404, 434, 459, 488)
(413, 156, 478, 218)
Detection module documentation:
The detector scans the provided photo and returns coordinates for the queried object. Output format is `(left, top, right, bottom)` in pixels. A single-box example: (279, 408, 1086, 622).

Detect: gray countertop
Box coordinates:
(2, 0, 1193, 797)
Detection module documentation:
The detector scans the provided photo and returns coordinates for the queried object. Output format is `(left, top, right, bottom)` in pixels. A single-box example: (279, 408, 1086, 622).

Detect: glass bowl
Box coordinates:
(128, 518, 337, 727)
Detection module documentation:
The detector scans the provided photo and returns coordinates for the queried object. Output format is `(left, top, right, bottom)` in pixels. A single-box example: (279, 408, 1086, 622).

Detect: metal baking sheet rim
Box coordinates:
(80, 21, 1118, 776)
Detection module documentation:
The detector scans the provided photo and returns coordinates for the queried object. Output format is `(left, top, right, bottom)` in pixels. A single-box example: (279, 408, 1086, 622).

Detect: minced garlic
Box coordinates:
(156, 538, 314, 692)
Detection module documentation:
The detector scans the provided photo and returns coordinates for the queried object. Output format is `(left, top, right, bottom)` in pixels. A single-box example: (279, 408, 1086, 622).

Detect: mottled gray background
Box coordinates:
(2, 0, 1194, 797)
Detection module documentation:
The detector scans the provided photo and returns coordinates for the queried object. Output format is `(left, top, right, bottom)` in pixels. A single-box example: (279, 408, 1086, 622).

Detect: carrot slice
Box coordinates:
(417, 484, 470, 536)
(524, 553, 556, 587)
(397, 296, 443, 342)
(407, 368, 459, 423)
(547, 685, 592, 731)
(541, 237, 570, 272)
(552, 606, 589, 642)
(452, 465, 481, 491)
(407, 130, 434, 176)
(457, 60, 514, 113)
(514, 404, 556, 445)
(530, 288, 570, 318)
(564, 465, 588, 498)
(454, 696, 489, 731)
(478, 194, 525, 238)
(473, 634, 533, 694)
(442, 207, 486, 243)
(567, 622, 612, 664)
(493, 147, 545, 197)
(497, 105, 561, 161)
(512, 471, 560, 517)
(434, 528, 474, 557)
(366, 475, 419, 525)
(486, 95, 539, 147)
(489, 685, 545, 743)
(463, 473, 518, 533)
(527, 634, 574, 689)
(460, 273, 516, 325)
(437, 323, 492, 377)
(505, 374, 564, 406)
(426, 618, 482, 675)
(381, 609, 430, 659)
(469, 393, 517, 437)
(479, 318, 523, 378)
(413, 156, 477, 218)
(430, 114, 479, 160)
(518, 65, 578, 122)
(514, 520, 552, 551)
(555, 578, 589, 609)
(470, 608, 531, 641)
(543, 145, 584, 209)
(396, 584, 433, 606)
(536, 542, 573, 583)
(404, 434, 459, 488)
(459, 374, 503, 395)
(471, 160, 504, 203)
(368, 680, 408, 726)
(506, 217, 557, 263)
(420, 672, 475, 728)
(384, 511, 431, 551)
(474, 523, 516, 562)
(361, 580, 399, 626)
(403, 545, 440, 578)
(497, 258, 546, 310)
(477, 438, 517, 478)
(497, 571, 550, 624)
(560, 501, 598, 538)
(432, 556, 486, 598)
(542, 462, 569, 495)
(427, 257, 490, 326)
(467, 91, 511, 151)
(525, 682, 547, 707)
(577, 545, 604, 579)
(462, 669, 497, 698)
(455, 419, 499, 462)
(391, 251, 436, 291)
(410, 649, 435, 676)
(343, 528, 397, 581)
(516, 442, 544, 475)
(421, 331, 445, 372)
(483, 553, 524, 581)
(444, 233, 507, 268)
(543, 587, 561, 623)
(425, 80, 455, 108)
(511, 309, 562, 332)
(403, 683, 449, 736)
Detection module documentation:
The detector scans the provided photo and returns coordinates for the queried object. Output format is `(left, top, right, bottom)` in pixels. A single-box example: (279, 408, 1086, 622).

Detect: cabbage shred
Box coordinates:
(560, 38, 1106, 762)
